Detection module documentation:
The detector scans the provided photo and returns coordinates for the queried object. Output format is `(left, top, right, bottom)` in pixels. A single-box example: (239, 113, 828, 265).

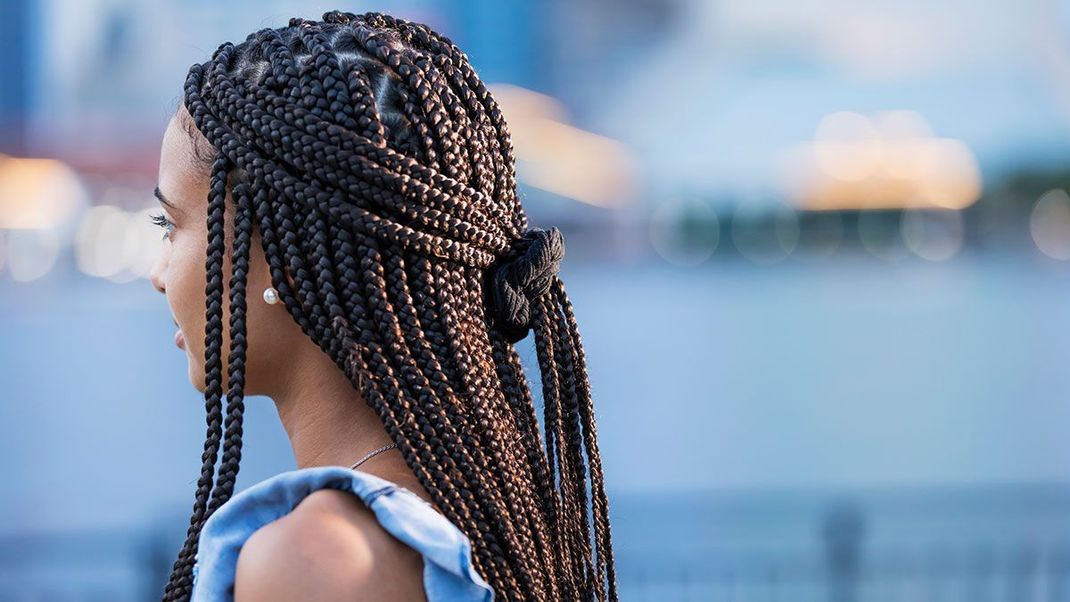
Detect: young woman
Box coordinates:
(147, 10, 617, 602)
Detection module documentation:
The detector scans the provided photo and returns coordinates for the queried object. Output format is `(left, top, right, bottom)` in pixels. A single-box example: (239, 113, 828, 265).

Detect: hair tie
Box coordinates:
(484, 227, 565, 344)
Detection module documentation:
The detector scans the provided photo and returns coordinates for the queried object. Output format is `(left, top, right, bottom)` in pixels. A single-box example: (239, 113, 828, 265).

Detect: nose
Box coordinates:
(149, 247, 166, 294)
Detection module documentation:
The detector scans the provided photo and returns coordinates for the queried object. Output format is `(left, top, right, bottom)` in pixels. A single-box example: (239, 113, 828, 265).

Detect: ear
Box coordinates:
(247, 229, 297, 296)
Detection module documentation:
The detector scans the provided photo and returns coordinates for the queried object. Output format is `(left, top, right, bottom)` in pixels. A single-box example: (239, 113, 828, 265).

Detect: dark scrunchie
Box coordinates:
(484, 227, 565, 344)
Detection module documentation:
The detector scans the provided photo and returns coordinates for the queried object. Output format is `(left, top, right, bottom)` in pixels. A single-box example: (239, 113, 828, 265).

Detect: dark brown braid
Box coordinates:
(161, 10, 617, 601)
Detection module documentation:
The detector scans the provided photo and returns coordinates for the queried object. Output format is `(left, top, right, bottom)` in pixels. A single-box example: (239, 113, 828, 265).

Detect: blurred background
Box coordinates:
(2, 0, 1070, 600)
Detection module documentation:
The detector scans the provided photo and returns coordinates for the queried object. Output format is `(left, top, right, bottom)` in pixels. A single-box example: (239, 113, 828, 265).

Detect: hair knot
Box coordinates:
(484, 227, 565, 344)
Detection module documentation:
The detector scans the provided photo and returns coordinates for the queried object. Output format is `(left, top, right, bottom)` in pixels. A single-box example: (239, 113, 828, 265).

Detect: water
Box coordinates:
(2, 252, 1069, 599)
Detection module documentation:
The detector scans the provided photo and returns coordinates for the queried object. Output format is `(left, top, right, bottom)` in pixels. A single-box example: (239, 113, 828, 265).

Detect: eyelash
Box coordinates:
(149, 212, 175, 240)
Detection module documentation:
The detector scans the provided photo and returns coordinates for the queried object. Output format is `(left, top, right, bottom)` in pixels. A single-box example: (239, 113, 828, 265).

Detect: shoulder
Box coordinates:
(234, 488, 428, 602)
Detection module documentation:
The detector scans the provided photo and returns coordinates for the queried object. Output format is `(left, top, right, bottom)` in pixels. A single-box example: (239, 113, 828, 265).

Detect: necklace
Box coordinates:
(349, 442, 398, 470)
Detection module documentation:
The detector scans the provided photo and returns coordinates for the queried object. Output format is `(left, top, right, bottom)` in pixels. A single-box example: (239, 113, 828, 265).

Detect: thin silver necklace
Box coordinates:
(349, 442, 398, 470)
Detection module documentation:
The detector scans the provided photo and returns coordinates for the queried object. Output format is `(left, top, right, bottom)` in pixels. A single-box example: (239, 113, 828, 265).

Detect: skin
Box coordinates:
(149, 106, 431, 601)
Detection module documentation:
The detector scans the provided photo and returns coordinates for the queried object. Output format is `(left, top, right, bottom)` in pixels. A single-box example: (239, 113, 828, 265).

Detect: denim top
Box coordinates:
(189, 465, 495, 601)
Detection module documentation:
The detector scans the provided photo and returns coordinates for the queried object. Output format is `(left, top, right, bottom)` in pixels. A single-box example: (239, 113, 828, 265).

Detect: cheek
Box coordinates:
(168, 242, 207, 342)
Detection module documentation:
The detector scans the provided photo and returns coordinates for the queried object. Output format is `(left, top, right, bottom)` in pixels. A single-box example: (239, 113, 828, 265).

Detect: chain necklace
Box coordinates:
(349, 442, 398, 470)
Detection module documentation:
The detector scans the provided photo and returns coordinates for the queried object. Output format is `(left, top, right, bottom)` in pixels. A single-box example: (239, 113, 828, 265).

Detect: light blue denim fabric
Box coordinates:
(189, 465, 495, 601)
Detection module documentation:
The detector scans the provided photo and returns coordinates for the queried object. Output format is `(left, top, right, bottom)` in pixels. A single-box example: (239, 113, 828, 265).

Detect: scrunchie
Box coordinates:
(483, 227, 565, 344)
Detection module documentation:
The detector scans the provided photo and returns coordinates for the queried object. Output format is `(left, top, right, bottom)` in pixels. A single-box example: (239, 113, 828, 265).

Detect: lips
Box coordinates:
(175, 329, 185, 349)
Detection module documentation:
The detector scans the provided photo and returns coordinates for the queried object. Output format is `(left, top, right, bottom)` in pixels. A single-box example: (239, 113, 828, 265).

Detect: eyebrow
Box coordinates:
(154, 186, 181, 213)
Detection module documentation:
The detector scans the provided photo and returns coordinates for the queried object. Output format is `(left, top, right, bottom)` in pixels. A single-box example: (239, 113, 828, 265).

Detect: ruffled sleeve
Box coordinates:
(189, 465, 494, 601)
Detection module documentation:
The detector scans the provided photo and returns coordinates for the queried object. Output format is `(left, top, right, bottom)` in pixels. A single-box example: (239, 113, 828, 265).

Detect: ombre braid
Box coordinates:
(162, 11, 617, 601)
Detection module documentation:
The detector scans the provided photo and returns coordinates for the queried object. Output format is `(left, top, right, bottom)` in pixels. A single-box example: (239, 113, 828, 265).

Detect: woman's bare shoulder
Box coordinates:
(234, 488, 428, 602)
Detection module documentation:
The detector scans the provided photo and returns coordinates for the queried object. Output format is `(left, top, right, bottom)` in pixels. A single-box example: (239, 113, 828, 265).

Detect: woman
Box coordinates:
(147, 10, 617, 602)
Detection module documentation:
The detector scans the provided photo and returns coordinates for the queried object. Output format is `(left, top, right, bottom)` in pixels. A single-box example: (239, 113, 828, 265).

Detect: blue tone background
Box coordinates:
(2, 0, 1070, 599)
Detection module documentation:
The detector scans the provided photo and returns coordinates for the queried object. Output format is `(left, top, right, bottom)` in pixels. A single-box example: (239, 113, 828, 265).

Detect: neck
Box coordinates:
(264, 337, 436, 506)
(271, 347, 392, 470)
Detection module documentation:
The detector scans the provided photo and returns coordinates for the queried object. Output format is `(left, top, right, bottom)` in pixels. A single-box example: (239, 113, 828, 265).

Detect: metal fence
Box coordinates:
(3, 500, 1070, 601)
(618, 540, 1070, 601)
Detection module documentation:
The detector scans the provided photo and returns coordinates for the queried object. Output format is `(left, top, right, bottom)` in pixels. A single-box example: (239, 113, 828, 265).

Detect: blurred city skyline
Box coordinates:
(4, 0, 1070, 192)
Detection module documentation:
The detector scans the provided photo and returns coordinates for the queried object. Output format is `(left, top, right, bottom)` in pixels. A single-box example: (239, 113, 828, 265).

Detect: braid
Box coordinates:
(163, 11, 617, 601)
(206, 180, 254, 514)
(162, 156, 229, 600)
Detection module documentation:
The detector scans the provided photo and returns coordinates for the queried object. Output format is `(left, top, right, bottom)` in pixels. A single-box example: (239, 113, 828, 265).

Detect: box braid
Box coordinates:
(161, 11, 617, 601)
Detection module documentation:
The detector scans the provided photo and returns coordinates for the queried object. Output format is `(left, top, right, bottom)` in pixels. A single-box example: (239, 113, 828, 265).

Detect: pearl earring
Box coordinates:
(263, 287, 279, 305)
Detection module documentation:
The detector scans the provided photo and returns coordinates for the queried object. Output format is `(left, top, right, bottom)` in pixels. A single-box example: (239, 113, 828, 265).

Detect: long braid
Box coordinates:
(162, 156, 229, 601)
(531, 293, 585, 592)
(164, 11, 617, 601)
(205, 180, 253, 514)
(554, 278, 618, 593)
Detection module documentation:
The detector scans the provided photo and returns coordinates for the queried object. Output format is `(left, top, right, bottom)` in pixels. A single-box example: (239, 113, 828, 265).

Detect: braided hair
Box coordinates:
(161, 11, 617, 601)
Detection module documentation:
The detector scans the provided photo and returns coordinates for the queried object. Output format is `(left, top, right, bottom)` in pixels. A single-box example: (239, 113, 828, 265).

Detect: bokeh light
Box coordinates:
(858, 211, 909, 261)
(785, 110, 982, 212)
(649, 195, 720, 266)
(0, 156, 87, 229)
(6, 228, 60, 281)
(814, 111, 883, 182)
(74, 204, 155, 280)
(901, 209, 965, 261)
(491, 83, 639, 208)
(125, 207, 166, 279)
(1030, 188, 1070, 260)
(731, 201, 799, 264)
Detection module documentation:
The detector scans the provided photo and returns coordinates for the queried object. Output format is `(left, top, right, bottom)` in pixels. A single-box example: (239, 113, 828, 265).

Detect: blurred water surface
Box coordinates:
(3, 253, 1070, 598)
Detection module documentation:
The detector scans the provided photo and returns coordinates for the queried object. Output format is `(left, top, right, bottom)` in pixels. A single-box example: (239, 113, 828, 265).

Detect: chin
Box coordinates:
(187, 364, 208, 394)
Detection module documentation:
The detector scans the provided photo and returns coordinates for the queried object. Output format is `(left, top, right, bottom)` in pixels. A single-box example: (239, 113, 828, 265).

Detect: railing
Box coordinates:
(3, 497, 1069, 601)
(618, 540, 1070, 601)
(0, 526, 176, 602)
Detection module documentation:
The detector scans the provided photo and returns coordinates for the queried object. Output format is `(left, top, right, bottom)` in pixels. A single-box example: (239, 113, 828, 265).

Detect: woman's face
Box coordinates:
(148, 106, 295, 395)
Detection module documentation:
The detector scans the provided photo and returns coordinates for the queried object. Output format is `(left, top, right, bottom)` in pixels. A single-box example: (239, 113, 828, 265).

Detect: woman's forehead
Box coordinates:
(158, 110, 210, 212)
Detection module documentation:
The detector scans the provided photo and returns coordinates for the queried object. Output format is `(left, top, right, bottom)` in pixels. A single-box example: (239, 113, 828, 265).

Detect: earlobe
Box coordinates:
(260, 270, 295, 305)
(247, 238, 295, 303)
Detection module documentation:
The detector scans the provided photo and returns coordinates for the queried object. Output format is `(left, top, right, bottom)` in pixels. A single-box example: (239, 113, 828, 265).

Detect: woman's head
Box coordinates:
(153, 106, 288, 394)
(152, 11, 616, 601)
